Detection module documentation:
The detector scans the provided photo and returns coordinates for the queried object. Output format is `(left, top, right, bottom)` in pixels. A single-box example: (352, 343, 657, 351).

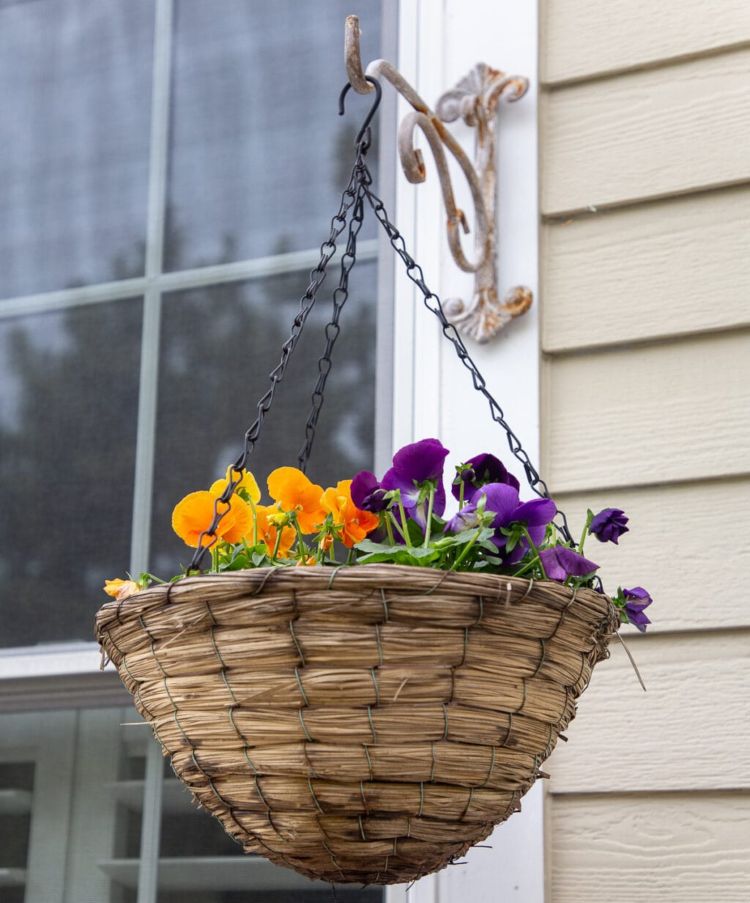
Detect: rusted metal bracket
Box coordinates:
(345, 15, 532, 343)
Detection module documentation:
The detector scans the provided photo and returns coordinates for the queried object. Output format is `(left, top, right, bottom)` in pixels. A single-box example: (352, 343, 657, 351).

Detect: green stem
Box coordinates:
(521, 526, 548, 579)
(388, 511, 407, 543)
(346, 547, 356, 565)
(395, 493, 412, 548)
(451, 527, 482, 571)
(422, 485, 436, 547)
(512, 555, 541, 578)
(294, 521, 308, 562)
(270, 528, 282, 563)
(248, 497, 258, 546)
(383, 512, 395, 545)
(578, 511, 591, 555)
(458, 479, 466, 511)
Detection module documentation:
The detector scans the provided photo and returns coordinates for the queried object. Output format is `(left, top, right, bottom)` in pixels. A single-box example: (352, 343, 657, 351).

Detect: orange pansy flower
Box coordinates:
(254, 504, 296, 558)
(321, 479, 379, 548)
(103, 578, 139, 601)
(267, 466, 326, 534)
(209, 467, 261, 504)
(172, 491, 253, 548)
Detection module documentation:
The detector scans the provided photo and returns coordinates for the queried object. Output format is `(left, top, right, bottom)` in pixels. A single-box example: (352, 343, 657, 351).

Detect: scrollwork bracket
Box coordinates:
(345, 16, 532, 343)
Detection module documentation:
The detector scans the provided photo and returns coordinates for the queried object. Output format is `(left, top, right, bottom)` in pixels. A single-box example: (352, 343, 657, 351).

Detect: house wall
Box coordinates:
(538, 3, 750, 900)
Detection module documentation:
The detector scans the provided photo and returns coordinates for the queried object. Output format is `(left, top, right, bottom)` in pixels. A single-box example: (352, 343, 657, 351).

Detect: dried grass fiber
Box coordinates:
(95, 564, 617, 884)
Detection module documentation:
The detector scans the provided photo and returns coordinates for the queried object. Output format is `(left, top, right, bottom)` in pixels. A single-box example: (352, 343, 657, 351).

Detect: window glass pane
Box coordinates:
(150, 263, 377, 576)
(0, 0, 153, 299)
(165, 0, 382, 271)
(0, 300, 142, 647)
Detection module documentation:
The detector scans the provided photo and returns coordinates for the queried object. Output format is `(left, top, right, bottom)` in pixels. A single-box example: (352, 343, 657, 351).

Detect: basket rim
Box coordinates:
(96, 563, 615, 637)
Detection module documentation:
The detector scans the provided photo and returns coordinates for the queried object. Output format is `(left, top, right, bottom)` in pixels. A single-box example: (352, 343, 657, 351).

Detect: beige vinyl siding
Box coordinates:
(555, 480, 750, 632)
(541, 48, 750, 214)
(541, 187, 750, 351)
(540, 6, 750, 900)
(549, 793, 750, 903)
(541, 0, 750, 84)
(542, 330, 750, 492)
(548, 632, 750, 793)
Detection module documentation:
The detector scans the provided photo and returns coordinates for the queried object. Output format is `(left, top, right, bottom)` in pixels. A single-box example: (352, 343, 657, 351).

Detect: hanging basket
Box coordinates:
(97, 74, 621, 885)
(96, 565, 617, 884)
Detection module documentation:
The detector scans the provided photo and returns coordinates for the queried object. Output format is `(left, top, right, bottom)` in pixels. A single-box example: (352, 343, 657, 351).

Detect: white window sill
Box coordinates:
(0, 641, 105, 680)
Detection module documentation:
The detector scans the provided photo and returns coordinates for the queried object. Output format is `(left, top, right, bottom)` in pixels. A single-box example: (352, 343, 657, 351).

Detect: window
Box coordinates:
(0, 0, 383, 648)
(0, 1, 389, 900)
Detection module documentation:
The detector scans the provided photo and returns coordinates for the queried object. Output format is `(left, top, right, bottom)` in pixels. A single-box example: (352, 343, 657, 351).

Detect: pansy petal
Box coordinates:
(539, 548, 567, 581)
(381, 468, 422, 511)
(556, 547, 599, 576)
(526, 523, 547, 547)
(477, 483, 521, 525)
(391, 438, 449, 483)
(512, 497, 557, 527)
(433, 481, 446, 518)
(451, 452, 520, 500)
(351, 471, 388, 512)
(447, 503, 479, 533)
(503, 538, 529, 565)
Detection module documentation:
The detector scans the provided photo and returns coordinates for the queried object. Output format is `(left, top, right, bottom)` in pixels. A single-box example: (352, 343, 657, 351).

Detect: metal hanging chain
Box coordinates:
(187, 153, 365, 571)
(359, 165, 576, 546)
(296, 79, 381, 470)
(297, 179, 368, 471)
(186, 74, 574, 570)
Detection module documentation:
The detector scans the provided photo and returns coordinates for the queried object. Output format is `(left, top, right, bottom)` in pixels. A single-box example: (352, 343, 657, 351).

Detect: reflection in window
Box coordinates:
(166, 0, 382, 270)
(0, 300, 142, 647)
(0, 0, 153, 299)
(151, 263, 377, 577)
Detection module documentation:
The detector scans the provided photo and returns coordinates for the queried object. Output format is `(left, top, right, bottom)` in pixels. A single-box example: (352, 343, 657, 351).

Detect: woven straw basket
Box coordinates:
(95, 564, 617, 884)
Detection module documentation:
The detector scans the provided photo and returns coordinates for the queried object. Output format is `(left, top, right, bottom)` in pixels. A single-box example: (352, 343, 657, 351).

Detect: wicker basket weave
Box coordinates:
(95, 564, 617, 884)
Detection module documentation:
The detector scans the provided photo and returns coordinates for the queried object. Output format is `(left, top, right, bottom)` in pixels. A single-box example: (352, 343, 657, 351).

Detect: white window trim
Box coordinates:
(386, 1, 543, 901)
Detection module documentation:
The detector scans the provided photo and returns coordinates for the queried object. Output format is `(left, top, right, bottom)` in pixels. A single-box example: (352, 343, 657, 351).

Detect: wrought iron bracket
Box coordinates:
(345, 15, 532, 343)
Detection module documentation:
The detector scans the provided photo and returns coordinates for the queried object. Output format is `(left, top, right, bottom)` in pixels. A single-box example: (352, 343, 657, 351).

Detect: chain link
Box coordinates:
(297, 168, 369, 470)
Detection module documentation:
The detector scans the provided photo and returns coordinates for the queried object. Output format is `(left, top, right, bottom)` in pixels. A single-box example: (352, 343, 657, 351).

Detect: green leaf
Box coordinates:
(356, 545, 440, 566)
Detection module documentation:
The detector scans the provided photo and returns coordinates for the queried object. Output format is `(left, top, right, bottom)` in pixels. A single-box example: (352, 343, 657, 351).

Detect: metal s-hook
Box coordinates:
(339, 76, 382, 151)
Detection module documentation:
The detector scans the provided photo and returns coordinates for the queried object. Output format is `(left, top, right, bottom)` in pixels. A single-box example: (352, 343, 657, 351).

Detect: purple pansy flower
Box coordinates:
(351, 470, 389, 513)
(381, 438, 450, 527)
(452, 452, 520, 502)
(623, 586, 652, 633)
(539, 546, 599, 581)
(447, 482, 557, 564)
(590, 508, 629, 544)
